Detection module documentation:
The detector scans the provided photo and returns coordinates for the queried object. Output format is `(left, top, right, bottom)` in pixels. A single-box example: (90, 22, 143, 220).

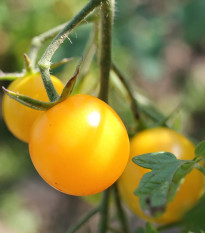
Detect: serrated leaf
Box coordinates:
(2, 87, 56, 110)
(133, 152, 196, 217)
(195, 140, 205, 158)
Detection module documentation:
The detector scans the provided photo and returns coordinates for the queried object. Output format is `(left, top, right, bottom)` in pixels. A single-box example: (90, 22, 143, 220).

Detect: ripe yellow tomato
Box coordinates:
(2, 74, 64, 142)
(118, 127, 204, 224)
(29, 94, 130, 196)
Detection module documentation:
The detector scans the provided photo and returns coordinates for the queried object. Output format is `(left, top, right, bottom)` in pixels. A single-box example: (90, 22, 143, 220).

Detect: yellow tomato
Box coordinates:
(2, 74, 64, 142)
(29, 94, 130, 196)
(118, 127, 204, 224)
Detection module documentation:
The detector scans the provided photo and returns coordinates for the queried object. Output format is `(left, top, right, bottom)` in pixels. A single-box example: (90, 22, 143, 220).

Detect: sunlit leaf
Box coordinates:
(133, 152, 196, 217)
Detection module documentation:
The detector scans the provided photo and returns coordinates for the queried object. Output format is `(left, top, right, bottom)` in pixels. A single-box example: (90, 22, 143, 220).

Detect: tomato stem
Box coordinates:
(0, 71, 25, 81)
(73, 25, 97, 94)
(65, 207, 99, 233)
(98, 188, 111, 233)
(38, 0, 104, 102)
(28, 14, 98, 68)
(98, 0, 114, 102)
(39, 68, 60, 102)
(113, 183, 130, 233)
(112, 63, 140, 121)
(111, 62, 167, 126)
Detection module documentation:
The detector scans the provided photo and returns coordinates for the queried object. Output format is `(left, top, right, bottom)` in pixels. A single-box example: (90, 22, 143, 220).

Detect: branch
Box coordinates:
(28, 14, 98, 67)
(38, 0, 104, 102)
(98, 188, 111, 233)
(98, 0, 114, 102)
(65, 207, 99, 233)
(112, 63, 140, 121)
(113, 184, 130, 233)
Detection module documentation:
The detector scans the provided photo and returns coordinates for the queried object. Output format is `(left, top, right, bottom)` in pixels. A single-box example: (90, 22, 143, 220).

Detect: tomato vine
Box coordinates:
(1, 0, 205, 232)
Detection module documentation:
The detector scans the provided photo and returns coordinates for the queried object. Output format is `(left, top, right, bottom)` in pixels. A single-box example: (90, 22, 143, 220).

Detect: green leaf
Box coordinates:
(135, 227, 146, 233)
(50, 57, 73, 70)
(152, 105, 180, 128)
(133, 152, 196, 217)
(182, 195, 205, 233)
(58, 57, 83, 102)
(139, 104, 165, 123)
(195, 140, 205, 158)
(135, 223, 158, 233)
(195, 164, 205, 175)
(145, 223, 158, 233)
(2, 87, 56, 110)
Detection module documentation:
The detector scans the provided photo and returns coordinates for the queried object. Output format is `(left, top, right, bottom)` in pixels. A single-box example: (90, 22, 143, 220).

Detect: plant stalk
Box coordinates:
(98, 0, 114, 102)
(65, 207, 99, 233)
(29, 14, 98, 67)
(113, 184, 130, 233)
(38, 0, 105, 102)
(74, 25, 97, 93)
(98, 188, 111, 233)
(112, 63, 140, 121)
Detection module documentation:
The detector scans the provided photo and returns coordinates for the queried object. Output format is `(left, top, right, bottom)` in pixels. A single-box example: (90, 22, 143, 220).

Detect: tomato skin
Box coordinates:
(2, 74, 64, 143)
(29, 94, 130, 196)
(118, 127, 204, 224)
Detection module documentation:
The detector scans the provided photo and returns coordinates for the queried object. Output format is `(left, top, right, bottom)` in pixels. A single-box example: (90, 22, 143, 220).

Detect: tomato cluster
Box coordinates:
(118, 127, 204, 224)
(2, 75, 130, 196)
(2, 74, 204, 220)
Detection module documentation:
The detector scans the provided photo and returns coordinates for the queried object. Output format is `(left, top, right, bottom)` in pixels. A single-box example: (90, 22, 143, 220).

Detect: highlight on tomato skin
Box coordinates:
(118, 127, 204, 224)
(2, 74, 64, 143)
(29, 94, 130, 196)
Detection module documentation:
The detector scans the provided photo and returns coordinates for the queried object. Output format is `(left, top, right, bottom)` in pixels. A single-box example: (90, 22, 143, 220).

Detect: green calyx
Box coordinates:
(2, 58, 82, 111)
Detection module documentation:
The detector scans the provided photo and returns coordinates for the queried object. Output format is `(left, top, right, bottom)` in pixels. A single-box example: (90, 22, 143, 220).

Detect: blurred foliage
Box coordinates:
(0, 0, 205, 232)
(182, 195, 205, 233)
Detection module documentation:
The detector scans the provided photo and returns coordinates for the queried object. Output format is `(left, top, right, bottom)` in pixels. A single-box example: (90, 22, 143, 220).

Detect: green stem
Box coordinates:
(112, 184, 130, 233)
(139, 104, 164, 123)
(39, 68, 60, 102)
(112, 63, 140, 121)
(112, 63, 167, 125)
(38, 0, 104, 102)
(24, 54, 33, 75)
(0, 71, 25, 81)
(29, 22, 68, 67)
(195, 164, 205, 175)
(74, 25, 97, 93)
(98, 188, 111, 233)
(98, 0, 114, 102)
(28, 14, 98, 67)
(65, 207, 99, 233)
(94, 12, 101, 65)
